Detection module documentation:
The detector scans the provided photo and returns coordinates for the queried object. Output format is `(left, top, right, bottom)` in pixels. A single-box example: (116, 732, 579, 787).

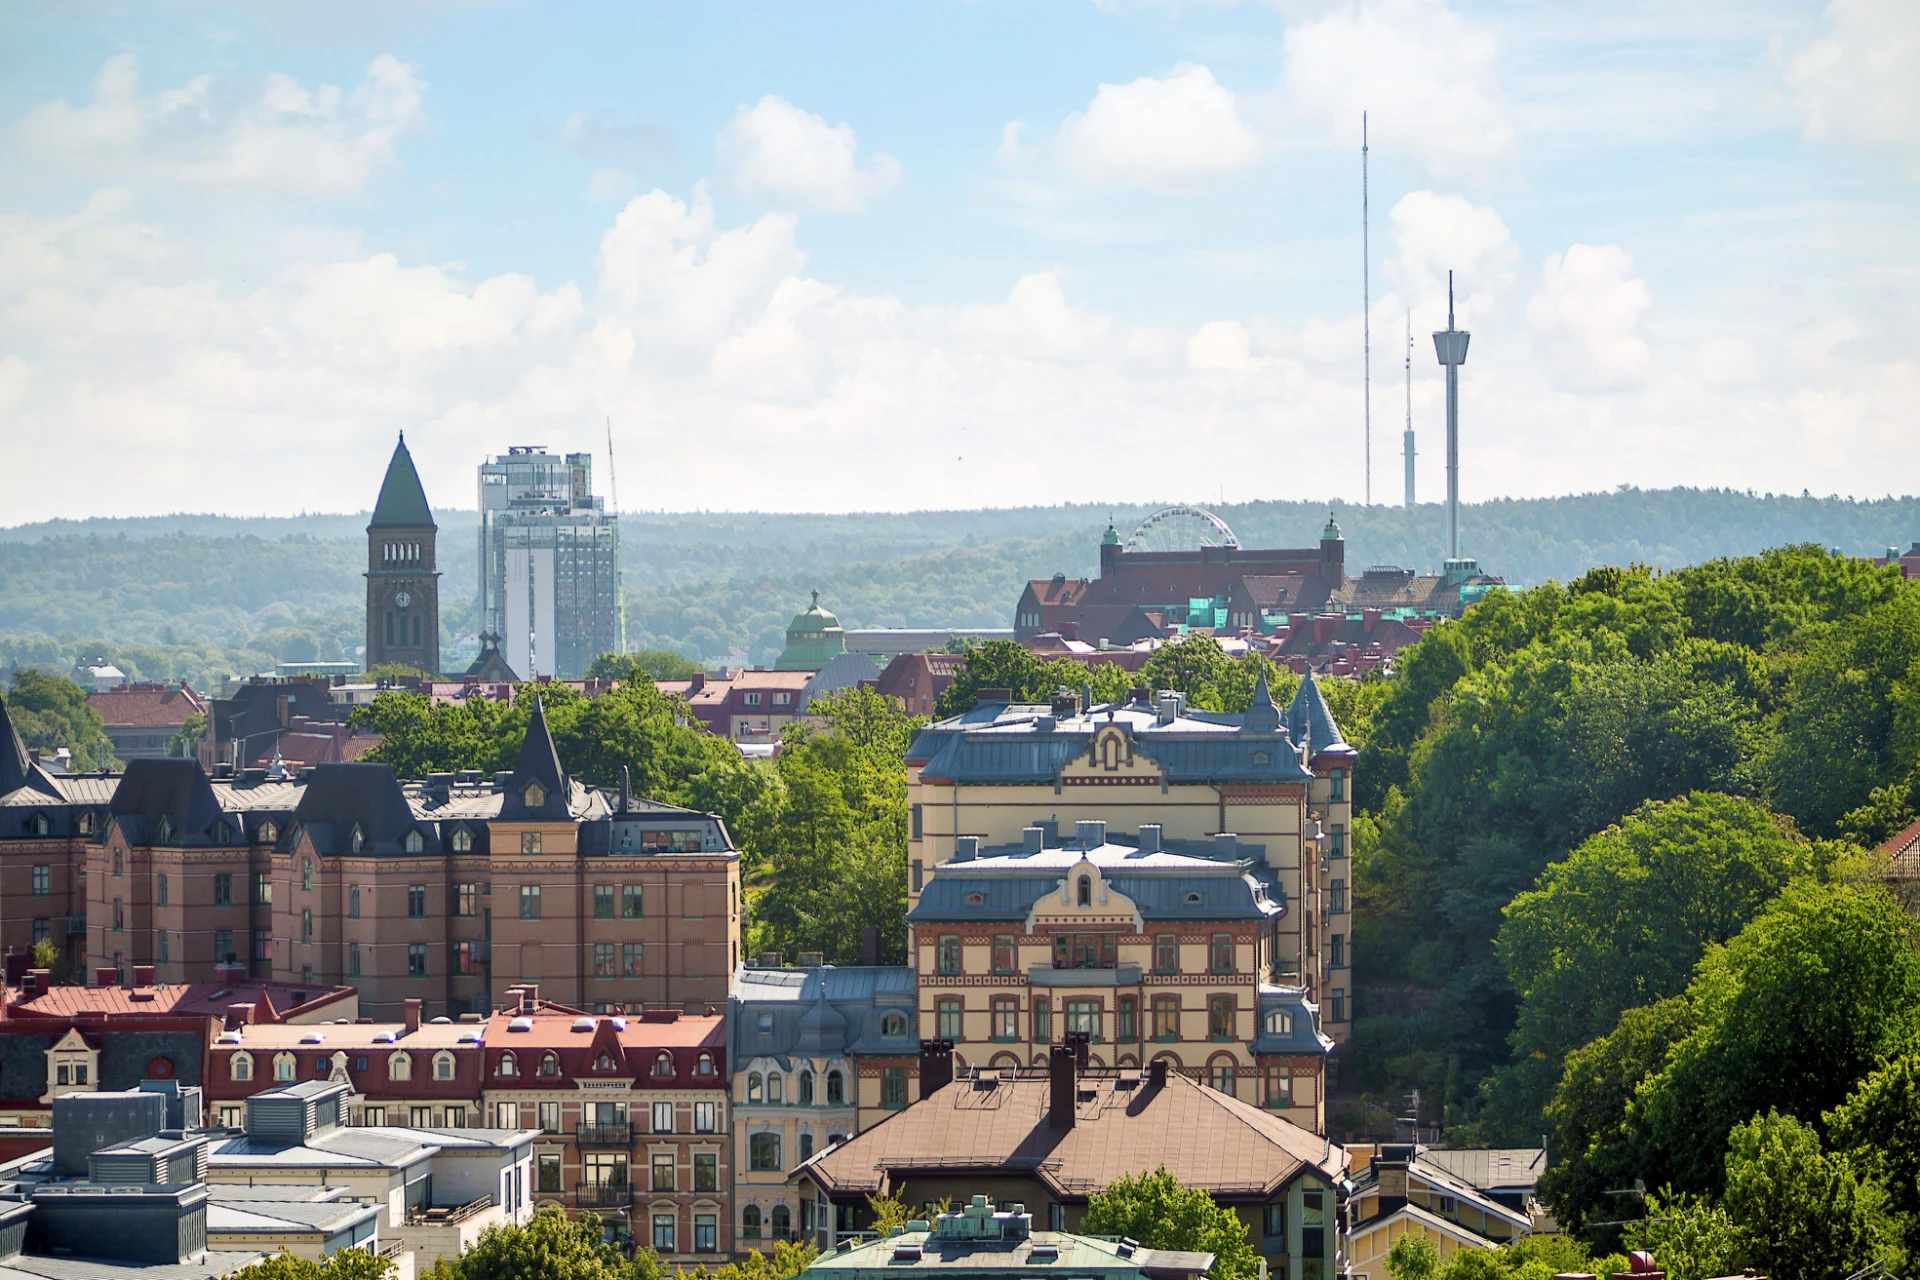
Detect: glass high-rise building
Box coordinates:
(477, 446, 620, 680)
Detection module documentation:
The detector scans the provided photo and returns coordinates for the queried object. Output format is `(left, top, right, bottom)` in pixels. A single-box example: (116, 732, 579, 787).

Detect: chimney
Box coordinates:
(976, 688, 1013, 706)
(1363, 608, 1381, 633)
(132, 965, 155, 988)
(215, 960, 245, 984)
(1068, 1030, 1090, 1073)
(228, 1002, 257, 1026)
(919, 1039, 954, 1097)
(519, 985, 539, 1013)
(619, 766, 631, 814)
(1149, 1058, 1169, 1090)
(1314, 615, 1339, 645)
(953, 836, 979, 862)
(1075, 820, 1106, 848)
(25, 969, 49, 998)
(861, 927, 880, 967)
(1022, 826, 1044, 855)
(404, 999, 423, 1034)
(688, 672, 706, 694)
(94, 967, 117, 989)
(1048, 1045, 1077, 1129)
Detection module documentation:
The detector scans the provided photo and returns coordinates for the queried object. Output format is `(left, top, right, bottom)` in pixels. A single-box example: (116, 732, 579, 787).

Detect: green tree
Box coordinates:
(1079, 1167, 1256, 1280)
(1632, 880, 1920, 1197)
(672, 1240, 820, 1280)
(1386, 1234, 1440, 1280)
(1620, 1191, 1741, 1280)
(1827, 1051, 1920, 1258)
(422, 1205, 634, 1280)
(587, 649, 703, 682)
(1721, 1109, 1898, 1280)
(167, 708, 207, 759)
(2, 671, 114, 770)
(228, 1249, 396, 1280)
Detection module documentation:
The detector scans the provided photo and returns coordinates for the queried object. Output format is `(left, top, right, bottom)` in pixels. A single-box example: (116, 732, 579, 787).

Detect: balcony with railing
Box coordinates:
(576, 1181, 633, 1208)
(576, 1122, 631, 1146)
(1027, 962, 1141, 987)
(405, 1196, 493, 1228)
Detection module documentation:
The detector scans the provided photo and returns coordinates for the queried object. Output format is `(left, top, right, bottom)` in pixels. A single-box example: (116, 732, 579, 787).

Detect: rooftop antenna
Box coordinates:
(1362, 111, 1370, 508)
(1403, 312, 1415, 508)
(606, 415, 627, 657)
(1432, 272, 1471, 559)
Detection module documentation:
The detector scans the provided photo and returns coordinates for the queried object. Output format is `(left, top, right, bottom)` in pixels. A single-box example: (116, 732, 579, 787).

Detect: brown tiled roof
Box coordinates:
(10, 979, 354, 1022)
(802, 1069, 1344, 1201)
(1882, 818, 1920, 878)
(86, 684, 205, 729)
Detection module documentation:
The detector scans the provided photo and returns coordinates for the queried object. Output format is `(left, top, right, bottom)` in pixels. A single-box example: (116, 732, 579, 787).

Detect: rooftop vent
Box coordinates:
(1022, 826, 1044, 855)
(298, 1031, 325, 1045)
(893, 1246, 923, 1262)
(370, 1030, 397, 1044)
(1137, 823, 1162, 854)
(954, 836, 980, 862)
(509, 1018, 534, 1033)
(571, 1017, 596, 1032)
(1075, 820, 1106, 847)
(430, 1016, 452, 1025)
(798, 952, 824, 967)
(1029, 1244, 1060, 1263)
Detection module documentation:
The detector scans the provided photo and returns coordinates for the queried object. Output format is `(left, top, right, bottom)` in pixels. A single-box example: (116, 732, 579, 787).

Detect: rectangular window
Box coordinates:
(112, 898, 123, 931)
(537, 1152, 561, 1193)
(694, 1152, 717, 1192)
(694, 1213, 717, 1253)
(1033, 997, 1051, 1043)
(348, 944, 360, 977)
(623, 943, 644, 976)
(743, 692, 761, 706)
(883, 1065, 907, 1109)
(694, 1101, 716, 1133)
(347, 884, 358, 918)
(937, 997, 962, 1040)
(1211, 932, 1235, 974)
(214, 929, 233, 963)
(1118, 996, 1137, 1044)
(213, 874, 232, 907)
(1302, 1192, 1325, 1259)
(412, 1106, 432, 1127)
(1265, 1064, 1293, 1109)
(1328, 879, 1347, 915)
(910, 803, 923, 838)
(408, 884, 426, 918)
(749, 1132, 781, 1171)
(992, 934, 1016, 974)
(302, 908, 313, 940)
(652, 1152, 676, 1192)
(772, 691, 790, 707)
(653, 1215, 676, 1253)
(495, 1102, 519, 1129)
(521, 832, 542, 854)
(408, 942, 427, 977)
(157, 874, 168, 907)
(537, 1101, 561, 1133)
(453, 940, 475, 975)
(593, 884, 615, 919)
(594, 942, 616, 976)
(992, 996, 1018, 1041)
(1329, 769, 1346, 802)
(1066, 999, 1101, 1043)
(158, 931, 169, 963)
(253, 932, 272, 962)
(32, 919, 48, 946)
(250, 873, 269, 906)
(911, 859, 923, 892)
(1330, 824, 1347, 858)
(622, 884, 643, 918)
(937, 934, 961, 975)
(1329, 934, 1345, 968)
(455, 883, 477, 916)
(1152, 995, 1179, 1042)
(31, 865, 48, 897)
(1154, 933, 1177, 974)
(1331, 989, 1347, 1023)
(1211, 1062, 1236, 1094)
(652, 1100, 674, 1133)
(1210, 996, 1235, 1041)
(520, 885, 541, 920)
(1264, 1203, 1286, 1247)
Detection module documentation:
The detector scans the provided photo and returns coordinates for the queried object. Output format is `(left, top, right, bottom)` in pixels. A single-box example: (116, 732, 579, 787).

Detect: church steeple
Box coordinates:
(364, 432, 442, 675)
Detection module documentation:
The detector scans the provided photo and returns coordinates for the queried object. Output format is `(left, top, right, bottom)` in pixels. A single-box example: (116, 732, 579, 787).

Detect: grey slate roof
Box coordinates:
(0, 1251, 265, 1280)
(1250, 985, 1335, 1057)
(1284, 673, 1351, 759)
(109, 760, 230, 847)
(907, 841, 1283, 925)
(367, 433, 435, 529)
(730, 966, 917, 1063)
(293, 764, 427, 856)
(498, 696, 571, 822)
(0, 698, 61, 805)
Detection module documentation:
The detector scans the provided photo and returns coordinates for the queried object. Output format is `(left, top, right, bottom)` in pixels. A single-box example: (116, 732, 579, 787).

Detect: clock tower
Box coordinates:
(365, 433, 441, 676)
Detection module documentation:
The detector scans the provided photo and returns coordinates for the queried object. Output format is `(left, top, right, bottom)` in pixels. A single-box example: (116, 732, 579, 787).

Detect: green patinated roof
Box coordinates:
(1322, 512, 1343, 541)
(775, 590, 848, 671)
(368, 434, 435, 529)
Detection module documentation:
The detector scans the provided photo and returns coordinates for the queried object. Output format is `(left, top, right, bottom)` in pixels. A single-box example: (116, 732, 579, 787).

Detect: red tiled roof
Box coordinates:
(1882, 818, 1920, 876)
(86, 684, 205, 729)
(9, 979, 354, 1022)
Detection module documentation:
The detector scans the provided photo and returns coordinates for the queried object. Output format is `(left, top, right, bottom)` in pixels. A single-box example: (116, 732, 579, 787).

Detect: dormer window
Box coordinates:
(653, 1052, 673, 1076)
(880, 1012, 908, 1037)
(596, 1052, 615, 1072)
(1265, 1010, 1294, 1036)
(389, 1052, 412, 1082)
(697, 1053, 714, 1076)
(155, 816, 171, 843)
(258, 821, 277, 843)
(539, 1053, 559, 1077)
(77, 812, 93, 836)
(230, 1052, 253, 1082)
(211, 820, 230, 844)
(524, 782, 545, 808)
(434, 1051, 456, 1081)
(1077, 876, 1092, 907)
(498, 1052, 518, 1078)
(28, 814, 49, 837)
(1186, 891, 1203, 905)
(451, 829, 472, 853)
(404, 830, 424, 854)
(349, 826, 364, 854)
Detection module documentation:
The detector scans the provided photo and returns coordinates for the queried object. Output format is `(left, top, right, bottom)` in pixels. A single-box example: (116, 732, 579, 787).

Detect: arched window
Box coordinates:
(799, 1071, 815, 1105)
(434, 1052, 456, 1081)
(539, 1052, 559, 1077)
(771, 1205, 791, 1240)
(696, 1053, 714, 1077)
(767, 1073, 784, 1104)
(742, 1205, 762, 1240)
(498, 1053, 517, 1078)
(273, 1053, 296, 1082)
(389, 1052, 412, 1082)
(653, 1051, 673, 1076)
(451, 829, 472, 853)
(881, 1012, 908, 1037)
(231, 1052, 253, 1082)
(404, 830, 424, 854)
(747, 1072, 763, 1103)
(1264, 1010, 1293, 1036)
(1077, 876, 1092, 906)
(259, 821, 277, 843)
(302, 858, 313, 890)
(826, 1070, 845, 1106)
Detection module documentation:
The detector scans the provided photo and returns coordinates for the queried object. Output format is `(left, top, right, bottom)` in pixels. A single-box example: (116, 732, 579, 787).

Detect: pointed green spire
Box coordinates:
(369, 432, 435, 529)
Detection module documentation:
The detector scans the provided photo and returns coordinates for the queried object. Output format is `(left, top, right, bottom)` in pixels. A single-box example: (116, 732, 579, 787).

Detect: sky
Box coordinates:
(1, 0, 1916, 524)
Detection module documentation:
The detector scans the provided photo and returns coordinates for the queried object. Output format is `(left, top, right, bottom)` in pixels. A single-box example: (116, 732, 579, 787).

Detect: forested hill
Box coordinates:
(3, 488, 1917, 689)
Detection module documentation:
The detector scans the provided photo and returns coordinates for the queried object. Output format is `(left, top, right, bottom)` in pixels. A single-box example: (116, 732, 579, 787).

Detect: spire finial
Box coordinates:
(1448, 271, 1455, 329)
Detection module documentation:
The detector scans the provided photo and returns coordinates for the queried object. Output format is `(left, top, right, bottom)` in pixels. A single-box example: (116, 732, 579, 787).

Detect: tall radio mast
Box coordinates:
(1362, 111, 1371, 507)
(1404, 312, 1415, 508)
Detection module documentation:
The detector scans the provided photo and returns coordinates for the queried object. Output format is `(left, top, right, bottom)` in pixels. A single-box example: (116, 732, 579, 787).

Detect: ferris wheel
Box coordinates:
(1124, 505, 1241, 553)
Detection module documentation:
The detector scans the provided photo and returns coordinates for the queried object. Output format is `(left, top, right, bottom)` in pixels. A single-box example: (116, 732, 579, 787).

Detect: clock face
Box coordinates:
(394, 591, 412, 609)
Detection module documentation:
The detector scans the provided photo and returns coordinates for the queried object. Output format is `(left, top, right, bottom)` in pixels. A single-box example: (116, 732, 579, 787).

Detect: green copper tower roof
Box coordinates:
(774, 590, 848, 671)
(368, 433, 435, 529)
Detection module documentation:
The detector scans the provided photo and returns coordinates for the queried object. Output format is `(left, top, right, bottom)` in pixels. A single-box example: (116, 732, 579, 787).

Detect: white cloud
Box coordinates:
(1384, 190, 1519, 323)
(1280, 0, 1515, 181)
(1779, 0, 1920, 172)
(13, 54, 425, 194)
(717, 96, 899, 213)
(1527, 244, 1652, 385)
(1187, 320, 1255, 372)
(1054, 64, 1262, 187)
